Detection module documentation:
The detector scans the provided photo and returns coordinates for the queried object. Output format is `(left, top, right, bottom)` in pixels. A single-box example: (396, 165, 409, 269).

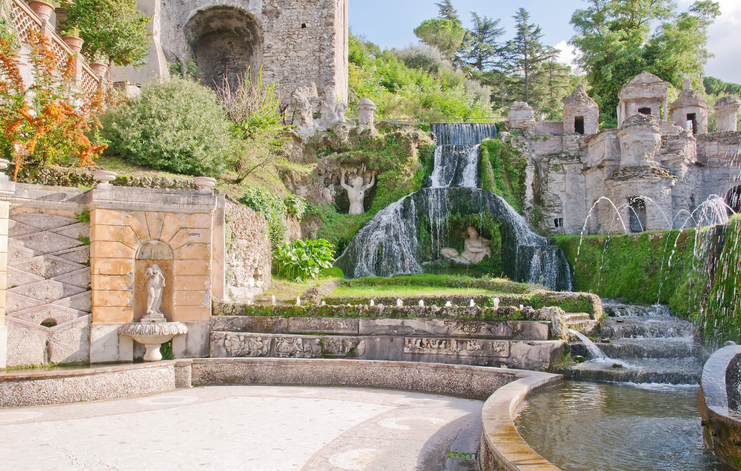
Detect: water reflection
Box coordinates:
(515, 381, 733, 471)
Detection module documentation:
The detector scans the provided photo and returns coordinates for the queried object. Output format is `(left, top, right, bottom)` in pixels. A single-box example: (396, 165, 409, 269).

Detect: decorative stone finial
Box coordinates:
(683, 79, 692, 91)
(93, 170, 117, 189)
(358, 98, 377, 131)
(194, 176, 216, 193)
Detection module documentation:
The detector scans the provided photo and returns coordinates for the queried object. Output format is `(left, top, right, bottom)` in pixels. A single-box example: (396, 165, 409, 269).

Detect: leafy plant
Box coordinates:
(100, 77, 231, 177)
(0, 30, 106, 179)
(61, 27, 81, 38)
(240, 186, 288, 248)
(273, 239, 335, 282)
(284, 194, 307, 220)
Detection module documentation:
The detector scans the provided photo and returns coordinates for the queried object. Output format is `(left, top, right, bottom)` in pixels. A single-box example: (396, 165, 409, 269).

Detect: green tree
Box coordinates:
(570, 0, 719, 124)
(464, 12, 505, 72)
(540, 46, 573, 120)
(63, 0, 150, 69)
(508, 8, 547, 104)
(435, 0, 461, 25)
(414, 18, 466, 62)
(704, 77, 741, 96)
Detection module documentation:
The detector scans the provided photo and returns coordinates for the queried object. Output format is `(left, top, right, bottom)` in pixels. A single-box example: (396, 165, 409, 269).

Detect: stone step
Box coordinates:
(572, 337, 696, 359)
(602, 316, 694, 339)
(564, 319, 601, 337)
(559, 357, 703, 385)
(562, 312, 592, 323)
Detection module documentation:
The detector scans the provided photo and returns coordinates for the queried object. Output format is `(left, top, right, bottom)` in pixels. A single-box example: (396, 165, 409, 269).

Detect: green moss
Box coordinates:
(479, 138, 527, 212)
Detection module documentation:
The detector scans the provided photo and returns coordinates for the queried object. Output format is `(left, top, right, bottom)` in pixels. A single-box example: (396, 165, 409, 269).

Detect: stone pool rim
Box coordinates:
(0, 358, 563, 470)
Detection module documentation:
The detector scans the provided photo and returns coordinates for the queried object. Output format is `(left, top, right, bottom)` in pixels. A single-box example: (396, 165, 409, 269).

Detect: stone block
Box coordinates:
(52, 222, 89, 240)
(6, 319, 46, 366)
(11, 213, 76, 230)
(9, 279, 86, 305)
(145, 212, 165, 240)
(91, 241, 136, 259)
(53, 268, 91, 290)
(174, 260, 210, 276)
(508, 340, 565, 370)
(124, 212, 149, 241)
(14, 255, 84, 279)
(54, 246, 90, 264)
(173, 243, 211, 261)
(211, 316, 289, 334)
(7, 267, 43, 289)
(172, 305, 210, 322)
(172, 321, 210, 359)
(92, 306, 133, 323)
(174, 290, 210, 306)
(48, 316, 91, 364)
(0, 271, 6, 290)
(404, 337, 510, 358)
(53, 292, 92, 312)
(7, 219, 34, 238)
(287, 317, 359, 335)
(0, 218, 8, 236)
(9, 304, 84, 325)
(90, 322, 132, 363)
(168, 228, 211, 250)
(160, 213, 213, 243)
(92, 258, 133, 276)
(92, 274, 132, 291)
(91, 225, 139, 248)
(92, 209, 125, 226)
(92, 290, 132, 308)
(359, 318, 450, 337)
(174, 275, 211, 291)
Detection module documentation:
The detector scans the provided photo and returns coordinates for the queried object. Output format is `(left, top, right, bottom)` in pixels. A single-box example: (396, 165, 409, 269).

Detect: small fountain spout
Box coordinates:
(569, 329, 607, 361)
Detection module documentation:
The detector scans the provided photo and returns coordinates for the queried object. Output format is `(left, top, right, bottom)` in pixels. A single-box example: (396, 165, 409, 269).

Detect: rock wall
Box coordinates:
(224, 200, 272, 303)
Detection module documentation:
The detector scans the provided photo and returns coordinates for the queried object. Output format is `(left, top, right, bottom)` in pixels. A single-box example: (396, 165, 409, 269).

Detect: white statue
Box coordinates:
(145, 264, 166, 317)
(441, 226, 492, 264)
(340, 167, 375, 215)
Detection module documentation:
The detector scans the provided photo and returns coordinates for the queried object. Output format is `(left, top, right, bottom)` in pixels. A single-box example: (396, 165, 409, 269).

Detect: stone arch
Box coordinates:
(184, 6, 264, 91)
(135, 240, 174, 321)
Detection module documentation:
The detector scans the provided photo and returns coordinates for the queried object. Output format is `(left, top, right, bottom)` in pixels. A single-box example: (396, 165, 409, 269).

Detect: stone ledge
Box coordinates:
(479, 371, 563, 470)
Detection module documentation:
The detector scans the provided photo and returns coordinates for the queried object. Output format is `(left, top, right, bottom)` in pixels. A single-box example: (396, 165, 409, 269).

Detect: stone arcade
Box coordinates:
(510, 72, 741, 235)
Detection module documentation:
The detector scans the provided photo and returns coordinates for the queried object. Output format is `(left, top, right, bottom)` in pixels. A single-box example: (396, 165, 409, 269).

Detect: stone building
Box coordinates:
(112, 0, 350, 106)
(510, 72, 741, 236)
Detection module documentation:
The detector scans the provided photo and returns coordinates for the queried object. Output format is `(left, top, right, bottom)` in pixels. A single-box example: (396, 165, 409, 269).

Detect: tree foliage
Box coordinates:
(413, 18, 466, 62)
(435, 0, 461, 25)
(0, 30, 106, 179)
(508, 8, 547, 104)
(63, 0, 150, 68)
(570, 0, 720, 124)
(464, 13, 505, 72)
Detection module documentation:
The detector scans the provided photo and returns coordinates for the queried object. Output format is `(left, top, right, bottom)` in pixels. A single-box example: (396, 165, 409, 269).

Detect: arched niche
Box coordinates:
(135, 240, 174, 322)
(184, 6, 264, 91)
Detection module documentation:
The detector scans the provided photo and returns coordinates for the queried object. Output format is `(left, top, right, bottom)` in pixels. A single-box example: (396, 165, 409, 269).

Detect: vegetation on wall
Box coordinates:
(556, 218, 741, 346)
(479, 138, 527, 213)
(273, 239, 335, 282)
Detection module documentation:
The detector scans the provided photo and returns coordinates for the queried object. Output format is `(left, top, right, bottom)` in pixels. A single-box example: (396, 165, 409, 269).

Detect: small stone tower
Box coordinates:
(715, 96, 741, 132)
(508, 102, 535, 130)
(562, 85, 599, 135)
(670, 79, 708, 134)
(617, 71, 669, 127)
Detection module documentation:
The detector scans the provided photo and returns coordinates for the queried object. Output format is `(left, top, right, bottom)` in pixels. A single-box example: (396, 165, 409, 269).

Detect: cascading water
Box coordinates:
(336, 123, 573, 291)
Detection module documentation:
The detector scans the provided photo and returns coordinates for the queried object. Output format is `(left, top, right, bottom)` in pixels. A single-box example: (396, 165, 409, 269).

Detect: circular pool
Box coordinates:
(515, 381, 732, 471)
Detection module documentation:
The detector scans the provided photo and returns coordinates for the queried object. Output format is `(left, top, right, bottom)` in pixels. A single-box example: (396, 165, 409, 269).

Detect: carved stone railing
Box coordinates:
(1, 0, 102, 94)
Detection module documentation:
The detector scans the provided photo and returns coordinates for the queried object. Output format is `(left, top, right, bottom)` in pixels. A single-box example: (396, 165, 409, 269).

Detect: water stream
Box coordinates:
(336, 123, 572, 291)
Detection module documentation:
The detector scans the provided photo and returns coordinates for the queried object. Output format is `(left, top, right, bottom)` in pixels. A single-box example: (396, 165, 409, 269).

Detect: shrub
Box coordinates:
(100, 77, 231, 176)
(240, 187, 288, 248)
(284, 194, 307, 220)
(273, 239, 335, 282)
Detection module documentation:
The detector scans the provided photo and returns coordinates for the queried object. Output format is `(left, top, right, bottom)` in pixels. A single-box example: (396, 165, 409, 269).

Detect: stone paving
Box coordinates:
(0, 385, 483, 471)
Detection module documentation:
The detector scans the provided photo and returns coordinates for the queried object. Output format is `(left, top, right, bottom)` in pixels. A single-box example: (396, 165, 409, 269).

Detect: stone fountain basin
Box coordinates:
(119, 322, 188, 362)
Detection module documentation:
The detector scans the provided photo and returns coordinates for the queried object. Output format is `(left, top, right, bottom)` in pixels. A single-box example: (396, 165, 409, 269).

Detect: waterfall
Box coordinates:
(336, 123, 573, 291)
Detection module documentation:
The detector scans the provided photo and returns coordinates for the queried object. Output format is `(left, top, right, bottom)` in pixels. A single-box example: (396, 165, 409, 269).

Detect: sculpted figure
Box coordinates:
(145, 264, 166, 317)
(341, 167, 375, 215)
(441, 226, 491, 264)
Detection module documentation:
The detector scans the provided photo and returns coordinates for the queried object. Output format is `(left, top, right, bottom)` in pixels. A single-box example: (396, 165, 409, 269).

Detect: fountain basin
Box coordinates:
(119, 322, 188, 362)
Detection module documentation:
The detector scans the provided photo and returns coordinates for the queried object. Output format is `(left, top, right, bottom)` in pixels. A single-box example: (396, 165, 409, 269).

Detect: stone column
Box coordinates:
(357, 98, 377, 132)
(0, 160, 14, 369)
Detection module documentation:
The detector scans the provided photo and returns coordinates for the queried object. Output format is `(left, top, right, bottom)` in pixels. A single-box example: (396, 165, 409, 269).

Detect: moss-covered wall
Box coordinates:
(556, 216, 741, 346)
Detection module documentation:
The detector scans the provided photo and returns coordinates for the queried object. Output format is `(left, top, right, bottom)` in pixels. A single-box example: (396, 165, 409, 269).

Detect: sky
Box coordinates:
(349, 0, 741, 84)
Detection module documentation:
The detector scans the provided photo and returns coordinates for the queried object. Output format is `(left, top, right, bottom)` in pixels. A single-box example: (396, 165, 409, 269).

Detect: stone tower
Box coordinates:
(111, 0, 350, 105)
(715, 96, 741, 132)
(670, 79, 708, 134)
(617, 71, 669, 127)
(562, 84, 599, 135)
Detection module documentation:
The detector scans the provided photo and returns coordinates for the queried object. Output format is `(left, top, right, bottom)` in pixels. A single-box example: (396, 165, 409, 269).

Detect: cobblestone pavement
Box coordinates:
(0, 385, 483, 471)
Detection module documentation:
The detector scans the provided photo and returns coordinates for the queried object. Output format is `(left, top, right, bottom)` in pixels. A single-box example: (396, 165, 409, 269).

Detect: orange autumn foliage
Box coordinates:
(0, 30, 107, 180)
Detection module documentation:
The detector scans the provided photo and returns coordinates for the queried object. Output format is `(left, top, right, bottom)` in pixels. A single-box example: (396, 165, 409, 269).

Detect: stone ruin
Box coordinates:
(111, 0, 349, 108)
(507, 71, 741, 235)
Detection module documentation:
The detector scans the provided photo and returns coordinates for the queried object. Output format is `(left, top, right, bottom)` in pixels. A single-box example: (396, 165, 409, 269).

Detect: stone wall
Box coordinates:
(224, 200, 271, 303)
(113, 0, 349, 105)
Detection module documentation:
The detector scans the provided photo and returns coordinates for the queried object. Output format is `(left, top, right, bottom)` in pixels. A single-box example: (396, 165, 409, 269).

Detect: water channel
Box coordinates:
(515, 381, 732, 471)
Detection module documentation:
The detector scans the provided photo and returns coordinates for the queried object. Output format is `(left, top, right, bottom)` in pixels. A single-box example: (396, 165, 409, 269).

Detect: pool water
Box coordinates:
(515, 381, 733, 471)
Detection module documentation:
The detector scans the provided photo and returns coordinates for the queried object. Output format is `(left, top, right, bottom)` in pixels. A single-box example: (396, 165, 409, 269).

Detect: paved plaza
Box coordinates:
(0, 386, 483, 471)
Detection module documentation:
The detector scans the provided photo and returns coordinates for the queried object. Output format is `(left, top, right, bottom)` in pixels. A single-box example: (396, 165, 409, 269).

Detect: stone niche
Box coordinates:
(184, 6, 263, 90)
(134, 241, 174, 322)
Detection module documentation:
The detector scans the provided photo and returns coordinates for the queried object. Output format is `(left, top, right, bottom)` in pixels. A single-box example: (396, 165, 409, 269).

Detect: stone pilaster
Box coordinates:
(0, 169, 14, 369)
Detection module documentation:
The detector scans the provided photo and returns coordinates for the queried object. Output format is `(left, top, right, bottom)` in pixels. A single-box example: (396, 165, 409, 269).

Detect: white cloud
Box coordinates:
(554, 40, 577, 67)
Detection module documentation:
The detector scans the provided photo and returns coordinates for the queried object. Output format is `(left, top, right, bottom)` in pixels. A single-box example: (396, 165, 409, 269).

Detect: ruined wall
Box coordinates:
(224, 200, 272, 303)
(115, 0, 349, 105)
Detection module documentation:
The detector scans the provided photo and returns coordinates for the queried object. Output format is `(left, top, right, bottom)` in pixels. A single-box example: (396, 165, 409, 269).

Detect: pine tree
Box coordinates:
(464, 13, 505, 72)
(435, 0, 461, 25)
(508, 8, 547, 104)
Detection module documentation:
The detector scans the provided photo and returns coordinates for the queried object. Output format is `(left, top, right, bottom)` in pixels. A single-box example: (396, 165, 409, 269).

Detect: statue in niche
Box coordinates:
(341, 166, 376, 215)
(441, 226, 492, 264)
(145, 264, 166, 318)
